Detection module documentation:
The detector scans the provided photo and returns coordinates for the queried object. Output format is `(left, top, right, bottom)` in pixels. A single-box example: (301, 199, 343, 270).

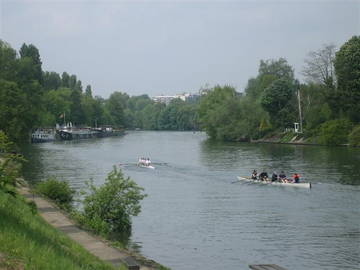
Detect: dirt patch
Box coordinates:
(0, 253, 24, 270)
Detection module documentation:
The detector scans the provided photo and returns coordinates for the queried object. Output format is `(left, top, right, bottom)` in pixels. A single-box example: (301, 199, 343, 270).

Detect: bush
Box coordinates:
(80, 166, 146, 238)
(349, 125, 360, 147)
(36, 178, 74, 209)
(318, 119, 352, 145)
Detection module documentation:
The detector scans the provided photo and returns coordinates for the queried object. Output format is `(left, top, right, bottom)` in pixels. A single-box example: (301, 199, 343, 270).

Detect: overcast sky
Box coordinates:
(1, 0, 359, 98)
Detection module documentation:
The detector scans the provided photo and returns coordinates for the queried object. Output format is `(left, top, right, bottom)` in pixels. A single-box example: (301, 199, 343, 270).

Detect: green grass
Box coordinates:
(0, 189, 121, 270)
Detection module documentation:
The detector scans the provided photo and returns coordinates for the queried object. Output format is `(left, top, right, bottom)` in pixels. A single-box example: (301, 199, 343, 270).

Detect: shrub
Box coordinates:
(80, 166, 146, 238)
(36, 178, 75, 209)
(318, 119, 352, 145)
(349, 125, 360, 147)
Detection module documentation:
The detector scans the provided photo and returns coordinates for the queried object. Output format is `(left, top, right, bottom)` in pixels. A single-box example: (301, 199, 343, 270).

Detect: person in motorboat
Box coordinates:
(251, 170, 258, 180)
(292, 173, 300, 183)
(279, 171, 287, 182)
(145, 158, 151, 166)
(271, 171, 278, 182)
(259, 171, 268, 181)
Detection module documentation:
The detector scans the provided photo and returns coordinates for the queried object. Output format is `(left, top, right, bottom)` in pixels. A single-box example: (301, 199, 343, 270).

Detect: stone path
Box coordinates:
(18, 187, 155, 270)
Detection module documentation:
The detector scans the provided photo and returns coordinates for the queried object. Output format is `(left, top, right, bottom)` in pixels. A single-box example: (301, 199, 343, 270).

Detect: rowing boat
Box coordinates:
(138, 164, 155, 169)
(236, 176, 311, 189)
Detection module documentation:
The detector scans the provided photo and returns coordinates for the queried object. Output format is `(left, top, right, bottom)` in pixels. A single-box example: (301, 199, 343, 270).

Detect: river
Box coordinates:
(22, 131, 360, 270)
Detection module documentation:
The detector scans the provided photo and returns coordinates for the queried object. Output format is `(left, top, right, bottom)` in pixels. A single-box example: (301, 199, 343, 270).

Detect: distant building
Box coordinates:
(152, 93, 199, 105)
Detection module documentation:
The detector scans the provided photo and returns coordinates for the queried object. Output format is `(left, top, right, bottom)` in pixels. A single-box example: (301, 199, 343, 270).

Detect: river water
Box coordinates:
(22, 131, 360, 270)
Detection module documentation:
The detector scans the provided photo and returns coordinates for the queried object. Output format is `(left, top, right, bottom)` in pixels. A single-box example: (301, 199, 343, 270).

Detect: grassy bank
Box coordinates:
(0, 189, 120, 270)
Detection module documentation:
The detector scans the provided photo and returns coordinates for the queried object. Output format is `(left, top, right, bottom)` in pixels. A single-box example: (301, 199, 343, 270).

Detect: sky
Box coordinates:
(1, 0, 359, 98)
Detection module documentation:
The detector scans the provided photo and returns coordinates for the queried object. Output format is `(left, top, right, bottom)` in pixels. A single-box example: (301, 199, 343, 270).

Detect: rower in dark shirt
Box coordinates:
(251, 170, 258, 180)
(271, 171, 278, 182)
(259, 171, 268, 181)
(279, 171, 286, 182)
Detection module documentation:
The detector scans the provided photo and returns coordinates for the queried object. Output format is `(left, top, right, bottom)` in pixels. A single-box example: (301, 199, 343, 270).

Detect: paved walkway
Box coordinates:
(18, 187, 155, 270)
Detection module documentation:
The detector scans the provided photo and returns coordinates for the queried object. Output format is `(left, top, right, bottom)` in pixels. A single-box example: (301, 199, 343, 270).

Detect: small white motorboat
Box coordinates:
(138, 163, 155, 169)
(236, 176, 311, 189)
(138, 157, 155, 169)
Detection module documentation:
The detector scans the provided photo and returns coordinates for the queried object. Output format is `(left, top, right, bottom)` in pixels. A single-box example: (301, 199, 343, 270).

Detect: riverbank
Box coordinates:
(0, 187, 117, 270)
(251, 131, 353, 147)
(0, 155, 167, 270)
(18, 185, 160, 270)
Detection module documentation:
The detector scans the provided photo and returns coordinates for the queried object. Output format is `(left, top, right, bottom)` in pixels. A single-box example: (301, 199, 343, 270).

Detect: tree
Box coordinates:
(261, 78, 296, 128)
(69, 74, 77, 90)
(43, 71, 61, 91)
(334, 36, 360, 122)
(302, 43, 336, 87)
(85, 85, 92, 97)
(82, 166, 146, 236)
(42, 88, 72, 125)
(19, 43, 43, 84)
(259, 58, 294, 80)
(0, 40, 18, 82)
(0, 80, 28, 142)
(61, 72, 70, 88)
(245, 58, 294, 100)
(69, 89, 85, 125)
(198, 85, 243, 140)
(106, 92, 128, 127)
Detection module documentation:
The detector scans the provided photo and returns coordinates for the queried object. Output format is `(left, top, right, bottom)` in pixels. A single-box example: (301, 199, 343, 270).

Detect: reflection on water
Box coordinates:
(200, 140, 360, 185)
(21, 132, 360, 270)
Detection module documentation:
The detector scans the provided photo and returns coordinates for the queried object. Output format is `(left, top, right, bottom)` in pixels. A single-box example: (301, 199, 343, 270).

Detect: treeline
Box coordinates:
(0, 40, 198, 143)
(1, 36, 359, 146)
(198, 36, 360, 146)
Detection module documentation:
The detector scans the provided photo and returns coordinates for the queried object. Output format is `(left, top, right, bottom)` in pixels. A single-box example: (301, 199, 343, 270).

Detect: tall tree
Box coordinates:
(69, 74, 77, 90)
(245, 58, 295, 100)
(0, 80, 28, 142)
(106, 92, 128, 127)
(0, 40, 18, 82)
(198, 85, 243, 140)
(259, 58, 294, 80)
(85, 85, 92, 97)
(302, 43, 336, 87)
(61, 72, 70, 88)
(261, 78, 296, 128)
(43, 71, 61, 91)
(19, 43, 43, 84)
(69, 89, 85, 125)
(334, 36, 360, 122)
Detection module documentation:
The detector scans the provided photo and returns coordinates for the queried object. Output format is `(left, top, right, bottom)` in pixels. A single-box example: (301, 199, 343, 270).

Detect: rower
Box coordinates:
(251, 170, 258, 180)
(259, 171, 268, 181)
(279, 171, 286, 182)
(271, 171, 278, 182)
(292, 173, 300, 183)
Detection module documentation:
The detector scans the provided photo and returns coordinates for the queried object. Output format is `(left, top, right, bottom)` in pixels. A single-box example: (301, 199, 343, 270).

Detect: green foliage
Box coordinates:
(80, 166, 146, 237)
(0, 40, 18, 82)
(260, 78, 296, 128)
(0, 189, 114, 270)
(245, 58, 294, 100)
(0, 131, 24, 196)
(318, 119, 352, 145)
(198, 85, 243, 140)
(43, 71, 61, 91)
(106, 92, 128, 127)
(259, 58, 294, 80)
(334, 35, 360, 122)
(348, 125, 360, 147)
(19, 43, 43, 84)
(36, 178, 75, 210)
